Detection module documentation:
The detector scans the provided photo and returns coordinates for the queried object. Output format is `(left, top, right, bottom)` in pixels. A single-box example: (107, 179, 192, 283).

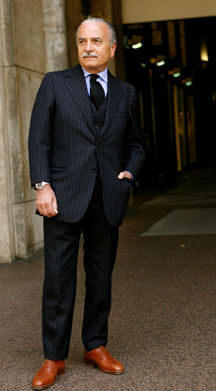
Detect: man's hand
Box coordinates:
(118, 171, 132, 180)
(36, 184, 58, 218)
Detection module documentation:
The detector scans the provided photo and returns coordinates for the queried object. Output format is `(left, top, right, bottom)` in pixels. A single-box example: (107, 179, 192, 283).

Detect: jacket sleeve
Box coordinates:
(28, 73, 55, 187)
(122, 85, 145, 180)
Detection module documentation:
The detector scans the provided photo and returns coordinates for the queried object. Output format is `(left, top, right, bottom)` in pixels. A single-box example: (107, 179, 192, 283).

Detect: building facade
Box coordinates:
(0, 0, 216, 262)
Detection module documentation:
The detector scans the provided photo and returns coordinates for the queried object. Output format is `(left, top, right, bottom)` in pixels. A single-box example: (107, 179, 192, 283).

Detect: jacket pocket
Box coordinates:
(50, 166, 69, 173)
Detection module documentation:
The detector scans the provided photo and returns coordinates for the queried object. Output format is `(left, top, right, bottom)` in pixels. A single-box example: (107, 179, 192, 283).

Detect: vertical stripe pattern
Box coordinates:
(28, 64, 144, 226)
(28, 63, 144, 360)
(42, 180, 118, 359)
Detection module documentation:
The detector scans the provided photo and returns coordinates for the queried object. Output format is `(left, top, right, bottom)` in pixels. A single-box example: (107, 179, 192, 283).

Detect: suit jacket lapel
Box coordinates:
(100, 72, 123, 138)
(65, 66, 124, 139)
(65, 64, 97, 137)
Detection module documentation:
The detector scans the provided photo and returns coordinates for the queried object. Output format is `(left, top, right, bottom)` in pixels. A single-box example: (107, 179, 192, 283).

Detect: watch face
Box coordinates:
(35, 182, 49, 190)
(35, 183, 42, 189)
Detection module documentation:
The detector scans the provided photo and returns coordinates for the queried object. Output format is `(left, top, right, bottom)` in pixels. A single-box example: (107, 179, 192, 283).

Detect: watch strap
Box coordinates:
(34, 181, 49, 190)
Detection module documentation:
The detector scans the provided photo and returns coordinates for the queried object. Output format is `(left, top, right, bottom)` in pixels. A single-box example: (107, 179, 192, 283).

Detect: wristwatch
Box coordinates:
(34, 182, 49, 190)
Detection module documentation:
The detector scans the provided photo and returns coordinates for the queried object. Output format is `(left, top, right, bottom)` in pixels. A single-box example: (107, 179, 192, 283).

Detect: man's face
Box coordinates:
(77, 21, 117, 73)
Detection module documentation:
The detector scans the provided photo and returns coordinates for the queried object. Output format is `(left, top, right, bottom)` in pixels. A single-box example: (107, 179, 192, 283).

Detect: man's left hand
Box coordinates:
(118, 171, 132, 180)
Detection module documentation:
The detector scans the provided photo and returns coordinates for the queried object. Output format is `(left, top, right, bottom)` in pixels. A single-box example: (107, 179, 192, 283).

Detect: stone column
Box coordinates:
(0, 1, 15, 262)
(43, 0, 69, 72)
(0, 0, 48, 263)
(0, 0, 69, 262)
(90, 0, 126, 80)
(110, 0, 126, 81)
(64, 0, 82, 67)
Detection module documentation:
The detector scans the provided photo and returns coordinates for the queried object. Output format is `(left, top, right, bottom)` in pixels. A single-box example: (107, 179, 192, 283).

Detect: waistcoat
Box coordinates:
(89, 95, 108, 187)
(89, 95, 108, 137)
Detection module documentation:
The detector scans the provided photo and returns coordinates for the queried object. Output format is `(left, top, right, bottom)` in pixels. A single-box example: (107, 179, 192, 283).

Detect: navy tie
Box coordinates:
(90, 74, 105, 111)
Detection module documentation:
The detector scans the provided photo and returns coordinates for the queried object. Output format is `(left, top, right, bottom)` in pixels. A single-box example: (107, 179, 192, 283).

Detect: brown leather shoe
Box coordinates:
(32, 359, 65, 390)
(84, 346, 124, 375)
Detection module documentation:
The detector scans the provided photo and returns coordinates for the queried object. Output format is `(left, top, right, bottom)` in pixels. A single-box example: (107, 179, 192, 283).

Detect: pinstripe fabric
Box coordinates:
(43, 180, 118, 360)
(82, 180, 118, 351)
(43, 217, 81, 359)
(28, 63, 144, 360)
(28, 64, 144, 227)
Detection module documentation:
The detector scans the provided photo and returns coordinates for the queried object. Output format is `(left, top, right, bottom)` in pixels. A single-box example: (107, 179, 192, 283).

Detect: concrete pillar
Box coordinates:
(43, 0, 69, 72)
(64, 0, 82, 67)
(0, 1, 15, 262)
(111, 0, 126, 81)
(90, 0, 126, 80)
(0, 0, 68, 262)
(0, 0, 47, 263)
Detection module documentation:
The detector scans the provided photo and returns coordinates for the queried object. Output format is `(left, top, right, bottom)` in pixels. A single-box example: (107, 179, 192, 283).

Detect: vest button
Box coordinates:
(92, 168, 97, 173)
(97, 145, 101, 149)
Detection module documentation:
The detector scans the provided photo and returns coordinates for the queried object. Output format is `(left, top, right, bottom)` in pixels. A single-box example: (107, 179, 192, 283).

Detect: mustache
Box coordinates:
(82, 53, 98, 58)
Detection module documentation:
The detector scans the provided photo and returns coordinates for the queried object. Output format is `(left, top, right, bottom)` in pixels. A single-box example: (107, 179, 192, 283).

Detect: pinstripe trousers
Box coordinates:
(42, 178, 119, 360)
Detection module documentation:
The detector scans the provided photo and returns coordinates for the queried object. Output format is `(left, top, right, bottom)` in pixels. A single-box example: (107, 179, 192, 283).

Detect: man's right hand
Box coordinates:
(36, 184, 58, 218)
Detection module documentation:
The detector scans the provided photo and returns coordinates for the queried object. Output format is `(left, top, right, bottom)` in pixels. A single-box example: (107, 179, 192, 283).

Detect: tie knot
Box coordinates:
(90, 74, 99, 81)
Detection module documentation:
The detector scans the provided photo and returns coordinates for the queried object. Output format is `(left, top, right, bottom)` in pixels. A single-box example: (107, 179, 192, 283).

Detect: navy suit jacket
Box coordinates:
(28, 64, 144, 226)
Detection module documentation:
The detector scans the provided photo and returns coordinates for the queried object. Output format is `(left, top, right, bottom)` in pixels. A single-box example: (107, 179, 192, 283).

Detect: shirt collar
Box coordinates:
(82, 67, 108, 84)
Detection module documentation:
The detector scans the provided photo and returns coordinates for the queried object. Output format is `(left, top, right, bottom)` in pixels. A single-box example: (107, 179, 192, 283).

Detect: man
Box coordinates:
(29, 17, 144, 390)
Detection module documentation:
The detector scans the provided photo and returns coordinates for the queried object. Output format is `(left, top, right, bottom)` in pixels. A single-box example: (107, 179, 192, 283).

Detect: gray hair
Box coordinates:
(76, 17, 117, 46)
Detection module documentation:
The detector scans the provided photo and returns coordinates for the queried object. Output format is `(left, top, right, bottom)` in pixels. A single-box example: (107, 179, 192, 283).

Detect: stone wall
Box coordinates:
(0, 2, 14, 262)
(0, 0, 68, 262)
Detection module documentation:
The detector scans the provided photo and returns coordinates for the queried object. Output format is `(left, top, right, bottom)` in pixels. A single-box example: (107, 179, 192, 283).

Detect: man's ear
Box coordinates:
(110, 43, 117, 58)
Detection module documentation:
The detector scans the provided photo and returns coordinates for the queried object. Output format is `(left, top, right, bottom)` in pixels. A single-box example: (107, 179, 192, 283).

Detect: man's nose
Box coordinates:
(85, 41, 93, 51)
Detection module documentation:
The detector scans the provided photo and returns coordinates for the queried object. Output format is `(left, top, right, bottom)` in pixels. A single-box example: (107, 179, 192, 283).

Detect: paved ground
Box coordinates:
(1, 167, 216, 390)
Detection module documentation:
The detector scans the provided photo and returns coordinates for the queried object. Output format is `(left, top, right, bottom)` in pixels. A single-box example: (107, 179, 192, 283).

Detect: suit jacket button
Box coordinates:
(92, 168, 97, 173)
(97, 145, 101, 149)
(95, 124, 98, 129)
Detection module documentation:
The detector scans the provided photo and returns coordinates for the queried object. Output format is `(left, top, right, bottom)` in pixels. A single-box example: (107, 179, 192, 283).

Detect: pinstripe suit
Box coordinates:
(28, 64, 144, 360)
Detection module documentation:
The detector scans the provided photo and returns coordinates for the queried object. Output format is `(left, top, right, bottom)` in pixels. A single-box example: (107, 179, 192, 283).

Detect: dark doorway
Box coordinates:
(123, 17, 216, 186)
